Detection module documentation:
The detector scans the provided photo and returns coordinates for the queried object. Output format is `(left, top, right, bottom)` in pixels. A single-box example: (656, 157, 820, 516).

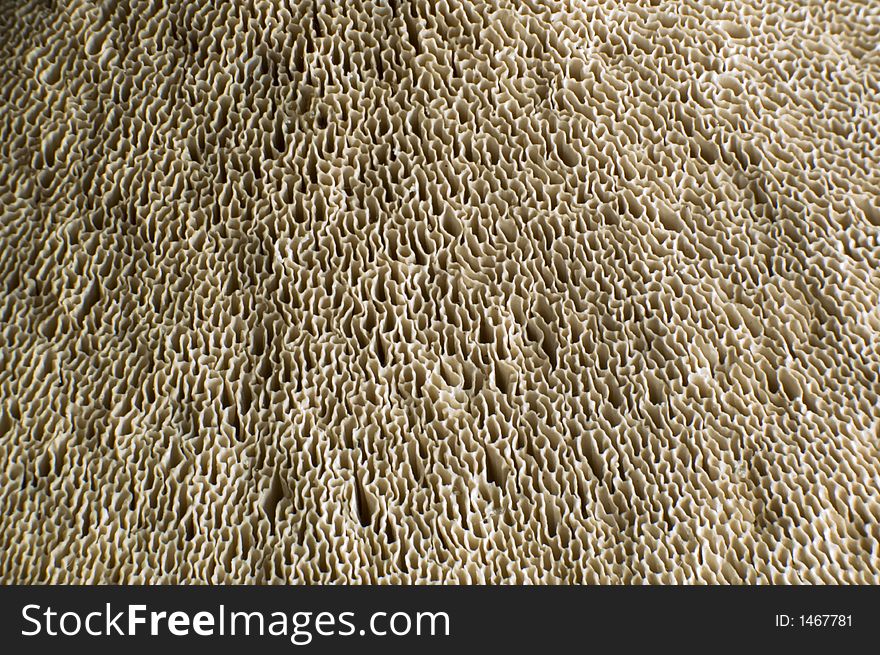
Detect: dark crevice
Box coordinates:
(354, 474, 373, 528)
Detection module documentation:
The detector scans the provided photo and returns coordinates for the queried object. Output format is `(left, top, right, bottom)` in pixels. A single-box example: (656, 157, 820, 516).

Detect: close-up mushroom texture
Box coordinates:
(0, 0, 879, 584)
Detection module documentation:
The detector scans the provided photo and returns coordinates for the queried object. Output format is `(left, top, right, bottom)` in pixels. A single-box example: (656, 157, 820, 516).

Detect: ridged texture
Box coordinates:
(1, 0, 879, 583)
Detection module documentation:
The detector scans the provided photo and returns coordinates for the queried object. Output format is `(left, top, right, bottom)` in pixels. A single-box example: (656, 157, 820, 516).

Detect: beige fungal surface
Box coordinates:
(1, 0, 880, 584)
